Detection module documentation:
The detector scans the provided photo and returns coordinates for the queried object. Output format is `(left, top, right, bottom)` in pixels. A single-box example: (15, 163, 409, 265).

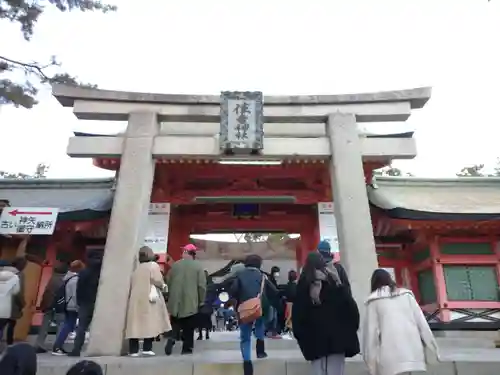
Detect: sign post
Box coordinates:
(317, 202, 339, 253)
(219, 91, 264, 153)
(0, 207, 59, 235)
(143, 203, 170, 254)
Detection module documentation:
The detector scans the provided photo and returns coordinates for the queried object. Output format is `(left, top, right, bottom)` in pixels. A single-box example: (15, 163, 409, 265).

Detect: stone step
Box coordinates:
(36, 348, 500, 375)
(30, 331, 496, 353)
(183, 335, 496, 350)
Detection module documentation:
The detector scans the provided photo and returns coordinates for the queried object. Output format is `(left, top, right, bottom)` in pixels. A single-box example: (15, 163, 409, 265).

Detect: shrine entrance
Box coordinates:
(55, 84, 430, 356)
(147, 160, 337, 268)
(167, 202, 318, 272)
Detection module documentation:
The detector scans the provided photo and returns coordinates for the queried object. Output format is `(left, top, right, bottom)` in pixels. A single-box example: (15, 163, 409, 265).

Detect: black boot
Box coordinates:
(164, 338, 175, 356)
(243, 361, 253, 375)
(256, 339, 268, 359)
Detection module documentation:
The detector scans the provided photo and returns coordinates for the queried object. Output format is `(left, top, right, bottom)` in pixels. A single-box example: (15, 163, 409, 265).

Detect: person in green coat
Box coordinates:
(164, 244, 206, 355)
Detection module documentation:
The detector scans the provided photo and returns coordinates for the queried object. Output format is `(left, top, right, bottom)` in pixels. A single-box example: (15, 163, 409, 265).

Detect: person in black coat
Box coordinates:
(292, 252, 360, 375)
(0, 343, 37, 375)
(68, 249, 103, 357)
(197, 270, 215, 340)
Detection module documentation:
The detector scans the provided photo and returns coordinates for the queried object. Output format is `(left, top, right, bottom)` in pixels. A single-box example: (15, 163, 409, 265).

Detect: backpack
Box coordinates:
(52, 276, 76, 313)
(237, 275, 265, 324)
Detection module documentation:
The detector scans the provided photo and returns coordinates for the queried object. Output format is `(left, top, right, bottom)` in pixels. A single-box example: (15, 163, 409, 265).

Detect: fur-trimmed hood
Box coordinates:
(366, 286, 414, 304)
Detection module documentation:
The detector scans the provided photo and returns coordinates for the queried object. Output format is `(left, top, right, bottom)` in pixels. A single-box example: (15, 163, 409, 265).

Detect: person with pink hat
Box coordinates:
(164, 243, 207, 356)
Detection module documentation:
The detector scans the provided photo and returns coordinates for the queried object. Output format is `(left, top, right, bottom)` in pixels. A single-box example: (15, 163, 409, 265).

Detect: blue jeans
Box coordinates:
(239, 317, 265, 361)
(53, 311, 78, 349)
(266, 306, 278, 333)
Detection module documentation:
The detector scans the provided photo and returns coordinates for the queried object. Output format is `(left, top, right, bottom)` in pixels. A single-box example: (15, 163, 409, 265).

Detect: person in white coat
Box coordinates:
(362, 269, 440, 375)
(125, 246, 171, 357)
(0, 263, 21, 334)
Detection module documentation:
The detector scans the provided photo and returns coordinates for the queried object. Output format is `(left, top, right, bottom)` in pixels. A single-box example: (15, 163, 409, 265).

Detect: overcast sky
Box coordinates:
(1, 0, 499, 179)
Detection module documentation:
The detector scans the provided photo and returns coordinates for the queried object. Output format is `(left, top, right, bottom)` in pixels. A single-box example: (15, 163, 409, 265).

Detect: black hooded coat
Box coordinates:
(76, 250, 103, 309)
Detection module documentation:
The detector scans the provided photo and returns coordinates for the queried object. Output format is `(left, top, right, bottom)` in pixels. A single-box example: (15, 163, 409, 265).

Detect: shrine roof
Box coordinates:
(53, 85, 431, 109)
(0, 178, 114, 221)
(73, 131, 416, 139)
(369, 176, 500, 220)
(3, 176, 500, 222)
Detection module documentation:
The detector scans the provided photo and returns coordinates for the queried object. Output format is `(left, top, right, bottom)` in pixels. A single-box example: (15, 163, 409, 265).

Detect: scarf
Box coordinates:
(309, 262, 341, 305)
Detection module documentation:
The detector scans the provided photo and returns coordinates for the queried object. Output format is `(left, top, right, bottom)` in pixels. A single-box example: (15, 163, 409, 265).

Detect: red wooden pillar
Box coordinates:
(493, 238, 500, 288)
(405, 244, 421, 302)
(394, 264, 404, 286)
(32, 238, 57, 327)
(166, 207, 191, 263)
(298, 211, 320, 267)
(295, 240, 302, 270)
(430, 236, 450, 322)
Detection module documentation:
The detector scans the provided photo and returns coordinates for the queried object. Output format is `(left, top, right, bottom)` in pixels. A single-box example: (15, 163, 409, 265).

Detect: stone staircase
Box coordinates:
(35, 331, 500, 375)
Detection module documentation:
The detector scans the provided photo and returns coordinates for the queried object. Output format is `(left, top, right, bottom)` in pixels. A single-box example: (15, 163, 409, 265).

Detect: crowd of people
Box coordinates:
(0, 250, 103, 357)
(0, 240, 440, 375)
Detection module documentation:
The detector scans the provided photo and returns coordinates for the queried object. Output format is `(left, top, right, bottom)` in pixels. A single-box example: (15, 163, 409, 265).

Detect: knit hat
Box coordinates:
(66, 360, 104, 375)
(182, 244, 198, 252)
(317, 240, 333, 261)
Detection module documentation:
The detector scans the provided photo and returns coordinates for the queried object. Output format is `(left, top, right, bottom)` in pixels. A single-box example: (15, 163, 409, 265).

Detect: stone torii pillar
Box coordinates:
(86, 112, 159, 356)
(327, 112, 379, 319)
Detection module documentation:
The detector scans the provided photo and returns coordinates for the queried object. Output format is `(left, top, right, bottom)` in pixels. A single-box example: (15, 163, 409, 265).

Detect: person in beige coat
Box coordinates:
(362, 269, 440, 375)
(125, 246, 171, 357)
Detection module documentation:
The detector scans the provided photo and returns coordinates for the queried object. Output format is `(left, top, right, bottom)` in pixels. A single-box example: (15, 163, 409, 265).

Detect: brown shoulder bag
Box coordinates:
(238, 275, 266, 324)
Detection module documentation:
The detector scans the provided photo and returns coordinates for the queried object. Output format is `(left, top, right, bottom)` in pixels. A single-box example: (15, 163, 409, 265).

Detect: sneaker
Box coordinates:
(142, 351, 156, 357)
(51, 349, 66, 356)
(128, 352, 140, 357)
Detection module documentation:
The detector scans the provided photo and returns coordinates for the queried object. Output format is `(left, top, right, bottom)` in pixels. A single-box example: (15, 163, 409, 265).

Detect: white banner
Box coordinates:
(143, 203, 170, 254)
(0, 207, 59, 235)
(317, 202, 339, 253)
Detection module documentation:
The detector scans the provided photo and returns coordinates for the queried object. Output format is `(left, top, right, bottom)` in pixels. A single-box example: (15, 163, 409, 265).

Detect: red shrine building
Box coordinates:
(1, 85, 500, 349)
(1, 170, 500, 337)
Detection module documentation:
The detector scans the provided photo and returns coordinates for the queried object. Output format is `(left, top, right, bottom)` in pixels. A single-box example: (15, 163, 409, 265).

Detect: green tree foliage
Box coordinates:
(493, 158, 500, 177)
(0, 0, 116, 108)
(243, 233, 290, 243)
(373, 165, 414, 177)
(456, 160, 500, 177)
(0, 163, 49, 179)
(456, 164, 485, 177)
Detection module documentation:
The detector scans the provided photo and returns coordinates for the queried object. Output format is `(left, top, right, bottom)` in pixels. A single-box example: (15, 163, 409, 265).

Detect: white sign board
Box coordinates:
(317, 202, 339, 253)
(0, 207, 59, 235)
(143, 203, 171, 254)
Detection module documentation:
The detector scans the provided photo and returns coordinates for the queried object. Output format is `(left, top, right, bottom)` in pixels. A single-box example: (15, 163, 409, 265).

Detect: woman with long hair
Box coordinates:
(125, 246, 171, 356)
(292, 252, 360, 375)
(362, 269, 440, 375)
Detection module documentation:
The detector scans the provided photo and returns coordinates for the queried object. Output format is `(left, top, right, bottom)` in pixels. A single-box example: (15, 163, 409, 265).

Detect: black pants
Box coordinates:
(71, 305, 94, 355)
(129, 338, 153, 354)
(0, 319, 17, 345)
(170, 314, 197, 353)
